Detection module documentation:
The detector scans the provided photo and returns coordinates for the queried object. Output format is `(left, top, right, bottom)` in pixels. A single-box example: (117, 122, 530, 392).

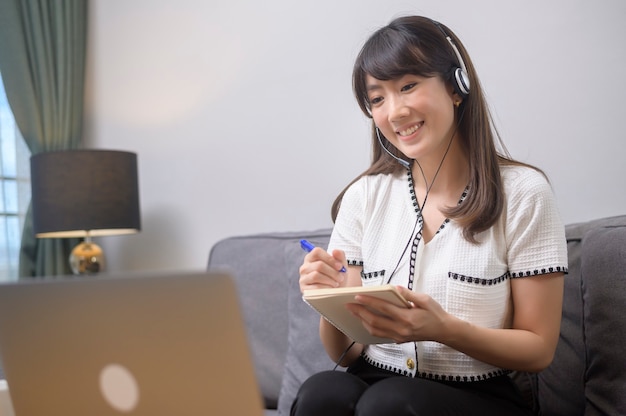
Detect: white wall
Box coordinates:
(84, 0, 626, 273)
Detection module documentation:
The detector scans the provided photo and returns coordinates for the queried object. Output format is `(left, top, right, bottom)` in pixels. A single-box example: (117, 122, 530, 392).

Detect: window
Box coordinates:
(0, 74, 31, 281)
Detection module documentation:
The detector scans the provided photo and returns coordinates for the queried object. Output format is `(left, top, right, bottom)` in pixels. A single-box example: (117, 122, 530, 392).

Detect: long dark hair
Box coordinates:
(332, 15, 538, 243)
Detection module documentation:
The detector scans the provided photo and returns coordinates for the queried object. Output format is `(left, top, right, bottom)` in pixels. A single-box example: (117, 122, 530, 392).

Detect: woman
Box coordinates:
(293, 15, 567, 415)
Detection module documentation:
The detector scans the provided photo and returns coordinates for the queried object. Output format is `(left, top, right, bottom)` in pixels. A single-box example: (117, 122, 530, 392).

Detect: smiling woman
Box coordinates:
(293, 15, 567, 416)
(0, 75, 30, 282)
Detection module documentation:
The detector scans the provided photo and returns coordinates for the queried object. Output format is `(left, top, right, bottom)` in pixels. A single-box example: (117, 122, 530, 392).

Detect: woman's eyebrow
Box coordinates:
(366, 83, 383, 93)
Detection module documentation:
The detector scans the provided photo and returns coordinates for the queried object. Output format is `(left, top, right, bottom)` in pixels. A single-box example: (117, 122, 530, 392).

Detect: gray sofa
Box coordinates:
(207, 216, 626, 415)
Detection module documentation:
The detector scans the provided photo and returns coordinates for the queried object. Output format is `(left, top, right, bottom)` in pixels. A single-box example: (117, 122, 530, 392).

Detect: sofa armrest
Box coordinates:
(580, 223, 626, 414)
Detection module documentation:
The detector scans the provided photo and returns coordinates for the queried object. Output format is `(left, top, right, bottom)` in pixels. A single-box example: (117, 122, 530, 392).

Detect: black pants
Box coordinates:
(291, 357, 533, 416)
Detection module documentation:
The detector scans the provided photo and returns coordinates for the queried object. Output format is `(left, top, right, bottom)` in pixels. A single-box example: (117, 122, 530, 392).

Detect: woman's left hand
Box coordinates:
(345, 286, 451, 344)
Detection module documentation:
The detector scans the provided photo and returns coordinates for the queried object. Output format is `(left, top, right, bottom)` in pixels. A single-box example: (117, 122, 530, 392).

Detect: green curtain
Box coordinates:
(0, 0, 87, 278)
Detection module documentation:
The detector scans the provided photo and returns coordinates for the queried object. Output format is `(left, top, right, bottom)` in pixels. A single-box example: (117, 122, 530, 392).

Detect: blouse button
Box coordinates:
(406, 358, 415, 370)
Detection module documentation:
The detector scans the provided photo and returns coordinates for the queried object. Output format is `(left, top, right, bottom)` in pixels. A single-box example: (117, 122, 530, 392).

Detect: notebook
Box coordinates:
(0, 271, 264, 415)
(303, 284, 411, 344)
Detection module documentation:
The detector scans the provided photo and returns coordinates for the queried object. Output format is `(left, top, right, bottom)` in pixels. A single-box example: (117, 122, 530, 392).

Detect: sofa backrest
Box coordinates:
(207, 216, 626, 415)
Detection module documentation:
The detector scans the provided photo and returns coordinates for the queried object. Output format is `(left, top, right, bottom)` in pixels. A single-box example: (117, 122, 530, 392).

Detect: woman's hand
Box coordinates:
(298, 248, 350, 293)
(345, 286, 450, 344)
(300, 248, 365, 364)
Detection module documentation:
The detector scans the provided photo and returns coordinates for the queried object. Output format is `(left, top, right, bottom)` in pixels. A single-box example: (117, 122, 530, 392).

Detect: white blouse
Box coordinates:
(328, 164, 568, 381)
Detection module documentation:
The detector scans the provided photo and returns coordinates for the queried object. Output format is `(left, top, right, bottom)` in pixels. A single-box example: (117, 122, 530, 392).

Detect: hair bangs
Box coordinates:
(353, 26, 439, 115)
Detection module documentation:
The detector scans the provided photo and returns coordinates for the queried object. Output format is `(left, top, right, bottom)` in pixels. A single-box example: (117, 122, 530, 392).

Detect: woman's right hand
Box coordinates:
(299, 247, 365, 364)
(299, 247, 349, 293)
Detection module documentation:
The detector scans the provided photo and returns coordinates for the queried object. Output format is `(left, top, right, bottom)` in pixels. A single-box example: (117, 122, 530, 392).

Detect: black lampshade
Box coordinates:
(30, 149, 141, 238)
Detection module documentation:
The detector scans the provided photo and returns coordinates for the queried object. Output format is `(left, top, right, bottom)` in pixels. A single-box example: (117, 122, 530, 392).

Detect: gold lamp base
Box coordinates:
(69, 241, 105, 275)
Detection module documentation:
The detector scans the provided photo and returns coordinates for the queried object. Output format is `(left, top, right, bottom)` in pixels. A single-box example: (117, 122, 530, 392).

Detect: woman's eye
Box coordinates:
(369, 96, 383, 105)
(401, 83, 417, 92)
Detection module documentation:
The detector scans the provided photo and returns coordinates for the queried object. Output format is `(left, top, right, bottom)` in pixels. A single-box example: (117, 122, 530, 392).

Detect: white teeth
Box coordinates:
(398, 123, 422, 136)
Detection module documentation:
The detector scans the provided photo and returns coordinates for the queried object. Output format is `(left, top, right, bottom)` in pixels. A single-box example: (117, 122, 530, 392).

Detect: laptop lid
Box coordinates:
(0, 271, 264, 415)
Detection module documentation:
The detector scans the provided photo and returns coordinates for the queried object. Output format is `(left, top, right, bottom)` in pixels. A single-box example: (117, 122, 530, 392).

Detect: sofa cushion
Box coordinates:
(207, 233, 291, 408)
(536, 215, 626, 415)
(276, 231, 337, 415)
(581, 224, 626, 415)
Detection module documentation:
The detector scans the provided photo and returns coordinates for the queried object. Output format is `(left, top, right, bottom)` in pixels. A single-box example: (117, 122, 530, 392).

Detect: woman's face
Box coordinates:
(366, 73, 459, 164)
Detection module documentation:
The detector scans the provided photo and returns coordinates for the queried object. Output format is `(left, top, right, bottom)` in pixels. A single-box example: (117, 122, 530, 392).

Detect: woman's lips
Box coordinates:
(397, 122, 423, 137)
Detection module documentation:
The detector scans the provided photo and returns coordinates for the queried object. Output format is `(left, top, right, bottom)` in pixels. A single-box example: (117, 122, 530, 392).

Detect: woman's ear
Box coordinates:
(451, 92, 463, 108)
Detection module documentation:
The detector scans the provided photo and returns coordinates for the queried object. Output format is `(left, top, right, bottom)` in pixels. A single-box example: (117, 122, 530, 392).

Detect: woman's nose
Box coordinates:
(388, 96, 409, 121)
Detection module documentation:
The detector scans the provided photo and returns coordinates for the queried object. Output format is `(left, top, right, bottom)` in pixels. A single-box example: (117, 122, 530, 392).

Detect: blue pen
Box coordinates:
(300, 239, 347, 273)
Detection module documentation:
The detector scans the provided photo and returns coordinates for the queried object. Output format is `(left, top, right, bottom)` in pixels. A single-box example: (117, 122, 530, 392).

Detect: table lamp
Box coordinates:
(30, 149, 141, 275)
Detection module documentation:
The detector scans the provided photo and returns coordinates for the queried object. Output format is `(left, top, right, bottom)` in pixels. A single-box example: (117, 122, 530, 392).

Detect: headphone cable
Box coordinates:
(384, 105, 465, 284)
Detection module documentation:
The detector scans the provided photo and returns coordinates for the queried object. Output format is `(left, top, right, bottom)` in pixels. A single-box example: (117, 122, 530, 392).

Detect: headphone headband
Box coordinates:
(430, 20, 470, 97)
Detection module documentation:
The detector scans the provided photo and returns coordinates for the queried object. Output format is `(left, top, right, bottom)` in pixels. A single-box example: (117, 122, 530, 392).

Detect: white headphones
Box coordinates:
(431, 20, 470, 98)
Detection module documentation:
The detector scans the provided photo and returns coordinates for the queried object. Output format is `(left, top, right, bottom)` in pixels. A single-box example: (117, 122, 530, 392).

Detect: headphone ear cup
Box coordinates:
(453, 67, 470, 97)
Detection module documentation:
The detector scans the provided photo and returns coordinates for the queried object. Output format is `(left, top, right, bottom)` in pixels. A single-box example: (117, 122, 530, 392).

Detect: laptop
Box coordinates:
(0, 271, 264, 415)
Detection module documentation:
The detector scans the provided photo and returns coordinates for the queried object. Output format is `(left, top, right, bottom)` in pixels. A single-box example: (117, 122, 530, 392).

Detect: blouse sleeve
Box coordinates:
(327, 178, 367, 265)
(504, 167, 568, 277)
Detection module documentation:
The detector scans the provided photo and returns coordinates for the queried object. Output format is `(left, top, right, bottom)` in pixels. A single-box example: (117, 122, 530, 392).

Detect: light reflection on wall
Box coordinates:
(94, 7, 251, 127)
